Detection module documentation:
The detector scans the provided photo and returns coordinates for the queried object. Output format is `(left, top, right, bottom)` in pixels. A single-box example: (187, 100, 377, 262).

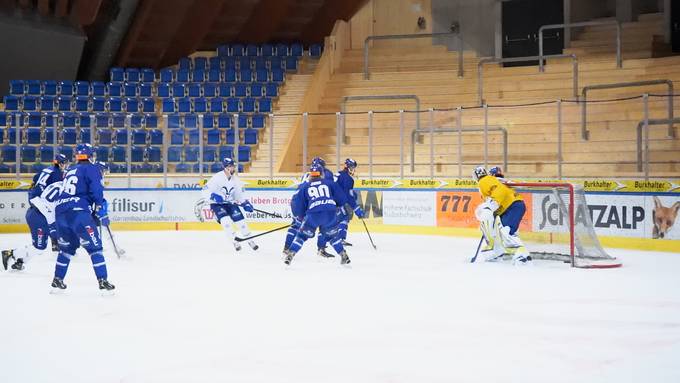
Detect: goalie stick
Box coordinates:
(470, 236, 484, 263)
(234, 224, 292, 242)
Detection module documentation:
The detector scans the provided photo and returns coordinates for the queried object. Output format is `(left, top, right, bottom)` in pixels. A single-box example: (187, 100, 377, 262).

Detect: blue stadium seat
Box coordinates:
(59, 81, 74, 96)
(39, 145, 54, 162)
(111, 146, 126, 163)
(23, 96, 39, 111)
(2, 145, 17, 162)
(92, 96, 106, 112)
(3, 96, 20, 111)
(168, 146, 182, 162)
(0, 163, 14, 173)
(253, 57, 267, 70)
(110, 67, 125, 82)
(75, 81, 90, 96)
(209, 162, 223, 173)
(261, 44, 274, 57)
(44, 113, 58, 129)
(203, 145, 217, 162)
(126, 68, 141, 83)
(168, 114, 181, 129)
(125, 97, 139, 113)
(108, 97, 123, 112)
(132, 129, 147, 145)
(21, 145, 37, 162)
(232, 44, 244, 56)
(109, 163, 124, 173)
(285, 57, 298, 71)
(237, 57, 250, 70)
(242, 97, 256, 113)
(217, 44, 230, 56)
(291, 43, 303, 57)
(145, 114, 158, 128)
(275, 43, 289, 56)
(244, 129, 258, 145)
(206, 128, 221, 145)
(175, 163, 192, 173)
(203, 113, 215, 129)
(207, 69, 221, 82)
(58, 145, 74, 161)
(194, 56, 208, 70)
(187, 129, 199, 145)
(223, 57, 237, 70)
(225, 129, 238, 144)
(255, 69, 269, 82)
(217, 113, 231, 129)
(9, 80, 24, 95)
(80, 127, 92, 144)
(97, 128, 113, 145)
(209, 56, 222, 70)
(218, 83, 232, 97)
(146, 146, 161, 163)
(258, 98, 272, 113)
(224, 68, 237, 82)
(80, 113, 92, 129)
(250, 83, 264, 97)
(218, 146, 233, 160)
(123, 82, 137, 97)
(184, 146, 199, 162)
(62, 128, 78, 144)
(74, 96, 89, 112)
(149, 129, 163, 145)
(138, 83, 152, 97)
(172, 83, 186, 98)
(177, 98, 192, 113)
(26, 80, 42, 95)
(239, 69, 252, 82)
(193, 98, 207, 113)
(26, 112, 41, 127)
(29, 163, 44, 173)
(251, 114, 265, 129)
(62, 112, 78, 128)
(234, 83, 247, 97)
(26, 127, 41, 143)
(141, 68, 155, 83)
(111, 113, 125, 128)
(95, 146, 110, 162)
(95, 114, 110, 128)
(157, 82, 171, 98)
(245, 44, 258, 56)
(203, 83, 217, 98)
(41, 96, 56, 111)
(269, 56, 282, 70)
(162, 98, 176, 113)
(226, 98, 240, 113)
(187, 83, 202, 98)
(141, 98, 155, 113)
(160, 68, 174, 83)
(131, 146, 145, 162)
(170, 130, 184, 145)
(237, 114, 248, 129)
(184, 114, 198, 129)
(192, 69, 205, 82)
(107, 82, 123, 97)
(271, 68, 284, 82)
(176, 70, 190, 83)
(56, 96, 72, 112)
(43, 81, 58, 96)
(310, 44, 323, 57)
(131, 114, 144, 128)
(206, 99, 222, 114)
(44, 127, 56, 143)
(238, 146, 251, 162)
(178, 57, 191, 70)
(114, 129, 128, 145)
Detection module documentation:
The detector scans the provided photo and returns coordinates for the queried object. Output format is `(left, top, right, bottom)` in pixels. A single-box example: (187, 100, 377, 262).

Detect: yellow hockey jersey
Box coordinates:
(477, 175, 522, 215)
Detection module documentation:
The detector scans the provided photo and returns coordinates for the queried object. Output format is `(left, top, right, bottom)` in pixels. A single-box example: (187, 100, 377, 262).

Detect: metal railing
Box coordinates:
(340, 95, 420, 144)
(410, 125, 508, 176)
(478, 54, 578, 105)
(636, 117, 680, 174)
(364, 32, 464, 80)
(581, 80, 674, 140)
(538, 20, 621, 72)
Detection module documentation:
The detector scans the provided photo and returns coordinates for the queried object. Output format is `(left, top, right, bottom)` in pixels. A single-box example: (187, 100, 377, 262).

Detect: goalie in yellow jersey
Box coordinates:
(472, 166, 532, 265)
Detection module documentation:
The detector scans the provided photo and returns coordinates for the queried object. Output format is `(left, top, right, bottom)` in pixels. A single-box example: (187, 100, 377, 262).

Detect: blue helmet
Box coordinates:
(309, 162, 324, 178)
(345, 158, 357, 169)
(75, 143, 94, 161)
(489, 166, 504, 178)
(311, 156, 326, 168)
(53, 153, 69, 166)
(222, 157, 235, 168)
(95, 161, 109, 174)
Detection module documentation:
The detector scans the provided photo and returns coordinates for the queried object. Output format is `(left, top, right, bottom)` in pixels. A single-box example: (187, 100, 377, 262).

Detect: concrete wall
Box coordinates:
(431, 0, 498, 57)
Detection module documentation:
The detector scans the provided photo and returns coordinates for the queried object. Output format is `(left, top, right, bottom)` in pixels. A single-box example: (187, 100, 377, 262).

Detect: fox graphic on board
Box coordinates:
(652, 197, 680, 239)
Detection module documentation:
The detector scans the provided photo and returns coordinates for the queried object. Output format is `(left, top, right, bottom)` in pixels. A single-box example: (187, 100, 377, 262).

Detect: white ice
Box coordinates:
(1, 229, 679, 383)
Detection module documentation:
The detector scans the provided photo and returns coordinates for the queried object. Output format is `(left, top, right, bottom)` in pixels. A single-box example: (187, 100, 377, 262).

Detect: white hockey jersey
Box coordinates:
(31, 181, 63, 225)
(201, 171, 248, 204)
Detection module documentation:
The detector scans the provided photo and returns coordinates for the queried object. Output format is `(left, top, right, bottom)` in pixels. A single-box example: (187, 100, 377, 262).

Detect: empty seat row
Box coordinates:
(170, 127, 259, 146)
(178, 56, 299, 72)
(157, 82, 278, 98)
(161, 97, 271, 114)
(159, 67, 285, 83)
(9, 80, 120, 97)
(3, 96, 156, 113)
(167, 113, 266, 130)
(0, 112, 159, 130)
(109, 68, 156, 83)
(168, 145, 251, 163)
(216, 43, 305, 58)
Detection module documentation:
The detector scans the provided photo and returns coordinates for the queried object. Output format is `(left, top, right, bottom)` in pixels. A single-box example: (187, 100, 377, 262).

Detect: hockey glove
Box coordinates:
(242, 200, 254, 213)
(96, 200, 110, 227)
(210, 193, 225, 203)
(353, 205, 365, 218)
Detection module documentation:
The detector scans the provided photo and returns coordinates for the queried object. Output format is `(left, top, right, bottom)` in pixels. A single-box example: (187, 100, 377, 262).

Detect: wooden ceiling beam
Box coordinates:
(235, 0, 294, 43)
(116, 0, 158, 67)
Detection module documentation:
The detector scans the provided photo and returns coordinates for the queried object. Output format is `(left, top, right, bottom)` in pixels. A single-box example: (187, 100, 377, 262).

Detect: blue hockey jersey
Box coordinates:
(335, 169, 358, 209)
(292, 177, 347, 216)
(56, 162, 105, 213)
(28, 165, 64, 201)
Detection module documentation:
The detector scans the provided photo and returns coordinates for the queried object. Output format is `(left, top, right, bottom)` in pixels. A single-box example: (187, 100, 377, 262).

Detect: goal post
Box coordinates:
(507, 182, 622, 269)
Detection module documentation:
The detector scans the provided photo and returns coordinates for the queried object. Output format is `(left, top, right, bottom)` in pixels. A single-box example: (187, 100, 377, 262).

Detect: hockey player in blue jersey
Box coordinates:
(317, 158, 364, 257)
(51, 144, 114, 291)
(283, 162, 351, 265)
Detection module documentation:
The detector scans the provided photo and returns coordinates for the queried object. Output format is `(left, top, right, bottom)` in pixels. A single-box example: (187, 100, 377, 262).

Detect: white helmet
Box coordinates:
(472, 166, 488, 182)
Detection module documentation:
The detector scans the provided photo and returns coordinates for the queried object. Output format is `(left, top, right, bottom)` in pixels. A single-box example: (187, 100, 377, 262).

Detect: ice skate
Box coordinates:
(51, 241, 59, 252)
(317, 247, 335, 258)
(283, 249, 295, 265)
(51, 277, 67, 290)
(341, 240, 352, 247)
(339, 250, 351, 265)
(248, 240, 259, 251)
(233, 242, 242, 251)
(11, 258, 24, 271)
(2, 249, 15, 271)
(98, 278, 115, 290)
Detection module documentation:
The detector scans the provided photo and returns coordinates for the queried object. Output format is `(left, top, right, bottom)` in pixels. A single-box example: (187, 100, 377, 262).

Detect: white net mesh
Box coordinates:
(512, 183, 620, 268)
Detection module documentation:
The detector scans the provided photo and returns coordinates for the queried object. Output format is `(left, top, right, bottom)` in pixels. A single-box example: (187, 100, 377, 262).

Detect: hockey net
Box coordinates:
(508, 182, 622, 269)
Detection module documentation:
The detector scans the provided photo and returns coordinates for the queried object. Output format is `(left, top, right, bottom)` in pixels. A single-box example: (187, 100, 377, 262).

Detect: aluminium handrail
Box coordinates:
(581, 80, 674, 140)
(364, 32, 464, 80)
(340, 95, 420, 144)
(478, 54, 578, 105)
(539, 20, 621, 72)
(636, 118, 680, 172)
(410, 126, 507, 173)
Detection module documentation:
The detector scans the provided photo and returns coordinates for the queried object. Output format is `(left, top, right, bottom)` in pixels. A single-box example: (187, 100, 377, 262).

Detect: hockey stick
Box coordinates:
(360, 219, 377, 250)
(470, 236, 484, 263)
(104, 225, 126, 258)
(234, 224, 292, 242)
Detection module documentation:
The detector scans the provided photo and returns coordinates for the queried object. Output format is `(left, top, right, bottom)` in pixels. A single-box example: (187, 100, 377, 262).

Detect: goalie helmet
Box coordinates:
(472, 166, 488, 182)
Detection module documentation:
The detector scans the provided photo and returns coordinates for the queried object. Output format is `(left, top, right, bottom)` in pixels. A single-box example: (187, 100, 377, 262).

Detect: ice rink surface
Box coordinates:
(1, 229, 679, 383)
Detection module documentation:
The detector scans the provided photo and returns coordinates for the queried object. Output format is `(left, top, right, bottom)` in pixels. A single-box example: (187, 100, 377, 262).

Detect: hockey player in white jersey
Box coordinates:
(2, 180, 63, 271)
(201, 157, 258, 252)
